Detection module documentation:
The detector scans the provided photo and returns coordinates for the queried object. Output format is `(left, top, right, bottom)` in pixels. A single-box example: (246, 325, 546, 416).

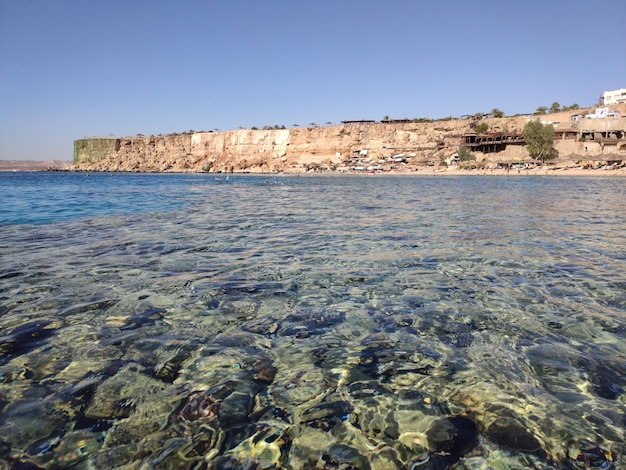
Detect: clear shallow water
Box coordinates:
(0, 172, 625, 469)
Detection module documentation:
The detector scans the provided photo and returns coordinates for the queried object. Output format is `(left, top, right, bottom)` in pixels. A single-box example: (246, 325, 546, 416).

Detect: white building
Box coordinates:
(603, 88, 626, 105)
(585, 107, 621, 119)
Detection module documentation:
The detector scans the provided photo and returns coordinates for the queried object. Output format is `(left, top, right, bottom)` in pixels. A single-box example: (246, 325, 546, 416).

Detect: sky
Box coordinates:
(1, 0, 625, 161)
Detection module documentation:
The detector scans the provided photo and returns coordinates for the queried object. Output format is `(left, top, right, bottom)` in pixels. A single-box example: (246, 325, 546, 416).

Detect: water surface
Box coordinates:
(0, 172, 625, 468)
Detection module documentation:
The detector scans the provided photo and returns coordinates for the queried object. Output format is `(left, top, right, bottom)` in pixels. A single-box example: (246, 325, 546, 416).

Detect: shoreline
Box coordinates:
(3, 167, 625, 177)
(261, 166, 626, 177)
(416, 166, 626, 177)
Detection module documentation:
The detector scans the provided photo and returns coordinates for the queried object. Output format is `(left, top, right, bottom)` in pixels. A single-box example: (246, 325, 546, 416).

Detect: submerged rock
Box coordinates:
(300, 401, 353, 428)
(176, 390, 220, 422)
(278, 308, 345, 338)
(211, 423, 292, 469)
(486, 416, 546, 458)
(569, 446, 619, 469)
(0, 320, 56, 365)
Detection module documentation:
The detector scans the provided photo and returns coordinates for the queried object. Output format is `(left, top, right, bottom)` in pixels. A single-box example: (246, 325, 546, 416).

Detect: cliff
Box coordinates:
(73, 106, 626, 173)
(73, 117, 527, 173)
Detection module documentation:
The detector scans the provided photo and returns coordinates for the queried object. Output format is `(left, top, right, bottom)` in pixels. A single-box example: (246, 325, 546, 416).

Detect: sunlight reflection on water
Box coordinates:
(0, 173, 625, 468)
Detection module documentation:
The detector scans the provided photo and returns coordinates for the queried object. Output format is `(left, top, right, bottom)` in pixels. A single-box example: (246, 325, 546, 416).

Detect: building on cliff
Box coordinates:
(603, 88, 626, 106)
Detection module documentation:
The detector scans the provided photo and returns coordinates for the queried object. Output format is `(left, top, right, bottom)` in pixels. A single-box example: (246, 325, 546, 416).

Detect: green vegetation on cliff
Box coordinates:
(522, 121, 555, 161)
(74, 138, 117, 164)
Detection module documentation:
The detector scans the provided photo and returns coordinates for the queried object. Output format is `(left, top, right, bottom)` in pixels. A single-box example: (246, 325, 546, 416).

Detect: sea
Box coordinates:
(0, 171, 625, 469)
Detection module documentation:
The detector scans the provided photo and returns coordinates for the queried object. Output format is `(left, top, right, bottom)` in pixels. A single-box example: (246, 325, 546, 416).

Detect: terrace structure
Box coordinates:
(462, 132, 525, 153)
(569, 114, 626, 156)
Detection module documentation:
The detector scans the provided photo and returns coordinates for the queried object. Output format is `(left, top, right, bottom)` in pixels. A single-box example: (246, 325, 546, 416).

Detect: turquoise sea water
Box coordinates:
(0, 172, 625, 469)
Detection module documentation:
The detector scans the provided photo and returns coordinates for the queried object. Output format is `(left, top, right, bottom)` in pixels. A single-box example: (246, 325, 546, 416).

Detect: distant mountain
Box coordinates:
(0, 160, 72, 171)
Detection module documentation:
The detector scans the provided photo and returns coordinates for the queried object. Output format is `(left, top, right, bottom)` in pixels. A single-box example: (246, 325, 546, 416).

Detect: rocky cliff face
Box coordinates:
(74, 117, 531, 173)
(73, 107, 625, 173)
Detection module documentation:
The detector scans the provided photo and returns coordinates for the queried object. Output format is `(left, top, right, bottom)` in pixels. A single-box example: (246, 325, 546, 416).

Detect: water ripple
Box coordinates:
(0, 173, 625, 468)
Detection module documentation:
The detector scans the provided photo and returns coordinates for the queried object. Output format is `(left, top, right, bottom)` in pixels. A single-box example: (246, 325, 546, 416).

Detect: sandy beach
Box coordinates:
(398, 166, 626, 177)
(288, 165, 626, 177)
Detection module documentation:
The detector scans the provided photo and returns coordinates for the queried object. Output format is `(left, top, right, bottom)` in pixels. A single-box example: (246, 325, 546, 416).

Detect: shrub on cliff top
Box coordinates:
(475, 122, 489, 133)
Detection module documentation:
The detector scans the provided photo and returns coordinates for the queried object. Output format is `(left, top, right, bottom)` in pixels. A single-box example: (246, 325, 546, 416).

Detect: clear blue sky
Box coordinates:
(1, 0, 625, 161)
